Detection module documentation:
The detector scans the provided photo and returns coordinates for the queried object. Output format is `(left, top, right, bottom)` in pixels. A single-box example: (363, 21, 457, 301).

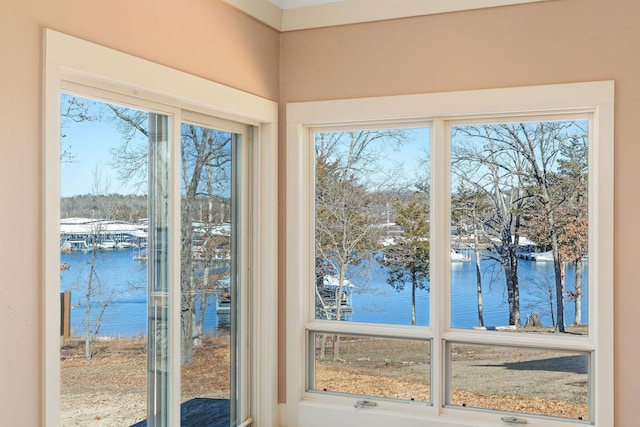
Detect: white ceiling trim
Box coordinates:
(224, 0, 554, 32)
(267, 0, 346, 9)
(224, 0, 284, 30)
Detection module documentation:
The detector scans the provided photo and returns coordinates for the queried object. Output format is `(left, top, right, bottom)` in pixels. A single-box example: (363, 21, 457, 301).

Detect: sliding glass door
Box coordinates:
(59, 94, 249, 426)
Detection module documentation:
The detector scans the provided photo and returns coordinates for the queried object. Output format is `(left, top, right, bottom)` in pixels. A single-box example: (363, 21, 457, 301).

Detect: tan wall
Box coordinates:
(2, 0, 639, 424)
(280, 0, 640, 425)
(0, 1, 278, 425)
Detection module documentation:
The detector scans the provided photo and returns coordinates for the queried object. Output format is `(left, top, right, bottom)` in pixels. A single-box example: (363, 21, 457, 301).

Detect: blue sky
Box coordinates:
(315, 127, 430, 192)
(375, 127, 430, 190)
(61, 96, 431, 198)
(60, 96, 147, 197)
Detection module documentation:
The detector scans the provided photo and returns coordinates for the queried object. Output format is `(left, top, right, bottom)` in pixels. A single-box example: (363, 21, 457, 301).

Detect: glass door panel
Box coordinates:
(59, 94, 154, 425)
(179, 121, 244, 426)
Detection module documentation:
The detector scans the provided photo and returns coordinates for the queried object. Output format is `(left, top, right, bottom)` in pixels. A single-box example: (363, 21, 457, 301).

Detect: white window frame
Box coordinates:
(44, 29, 278, 426)
(285, 81, 614, 427)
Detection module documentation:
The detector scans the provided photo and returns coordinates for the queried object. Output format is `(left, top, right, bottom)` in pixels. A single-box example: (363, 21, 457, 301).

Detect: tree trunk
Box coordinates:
(473, 232, 484, 327)
(332, 264, 347, 361)
(193, 293, 206, 348)
(411, 273, 417, 326)
(181, 197, 198, 365)
(85, 246, 98, 360)
(193, 267, 210, 348)
(549, 284, 556, 327)
(505, 244, 521, 327)
(181, 275, 195, 365)
(552, 234, 566, 333)
(573, 258, 583, 326)
(180, 292, 195, 366)
(539, 176, 566, 333)
(180, 135, 208, 365)
(314, 281, 331, 360)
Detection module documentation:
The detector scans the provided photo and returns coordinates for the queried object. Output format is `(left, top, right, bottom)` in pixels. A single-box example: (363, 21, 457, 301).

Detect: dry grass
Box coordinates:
(60, 335, 230, 426)
(314, 334, 588, 421)
(61, 329, 589, 425)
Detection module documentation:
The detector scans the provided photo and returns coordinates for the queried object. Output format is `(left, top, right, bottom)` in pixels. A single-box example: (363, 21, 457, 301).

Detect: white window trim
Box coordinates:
(285, 81, 613, 427)
(44, 29, 278, 426)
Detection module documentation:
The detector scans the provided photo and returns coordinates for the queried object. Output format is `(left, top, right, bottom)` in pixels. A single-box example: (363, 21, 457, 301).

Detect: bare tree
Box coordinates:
(60, 94, 99, 163)
(454, 121, 588, 332)
(314, 129, 418, 360)
(107, 105, 234, 365)
(76, 168, 117, 360)
(315, 129, 408, 181)
(314, 129, 409, 302)
(81, 234, 115, 360)
(179, 125, 232, 364)
(106, 105, 149, 193)
(452, 185, 491, 327)
(192, 220, 231, 348)
(452, 130, 530, 327)
(525, 276, 556, 327)
(315, 156, 377, 325)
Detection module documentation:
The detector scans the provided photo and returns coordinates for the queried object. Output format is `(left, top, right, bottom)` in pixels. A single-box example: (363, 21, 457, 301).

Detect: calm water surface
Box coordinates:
(60, 249, 227, 337)
(60, 248, 588, 337)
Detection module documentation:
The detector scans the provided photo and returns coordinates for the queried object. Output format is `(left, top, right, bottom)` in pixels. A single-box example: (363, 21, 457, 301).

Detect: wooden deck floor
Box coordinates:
(131, 398, 230, 427)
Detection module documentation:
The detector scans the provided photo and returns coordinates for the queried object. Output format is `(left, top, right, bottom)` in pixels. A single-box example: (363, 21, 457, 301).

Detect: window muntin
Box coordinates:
(286, 82, 613, 427)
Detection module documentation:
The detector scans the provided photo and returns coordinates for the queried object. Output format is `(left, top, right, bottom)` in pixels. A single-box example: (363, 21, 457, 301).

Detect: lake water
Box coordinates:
(60, 249, 230, 337)
(348, 249, 588, 328)
(60, 248, 588, 337)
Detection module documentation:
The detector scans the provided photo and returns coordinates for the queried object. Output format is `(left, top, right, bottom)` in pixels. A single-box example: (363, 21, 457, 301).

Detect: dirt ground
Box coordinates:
(61, 327, 588, 426)
(60, 335, 230, 427)
(314, 329, 589, 421)
(315, 327, 589, 420)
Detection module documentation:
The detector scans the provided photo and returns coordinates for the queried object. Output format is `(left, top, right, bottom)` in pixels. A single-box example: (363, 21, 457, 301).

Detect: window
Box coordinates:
(45, 30, 278, 426)
(286, 82, 613, 427)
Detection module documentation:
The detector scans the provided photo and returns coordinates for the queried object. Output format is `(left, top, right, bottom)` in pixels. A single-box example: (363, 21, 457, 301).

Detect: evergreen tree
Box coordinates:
(379, 198, 430, 325)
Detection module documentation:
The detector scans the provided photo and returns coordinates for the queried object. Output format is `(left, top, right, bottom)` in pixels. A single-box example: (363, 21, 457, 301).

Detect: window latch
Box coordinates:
(354, 399, 377, 409)
(501, 416, 527, 424)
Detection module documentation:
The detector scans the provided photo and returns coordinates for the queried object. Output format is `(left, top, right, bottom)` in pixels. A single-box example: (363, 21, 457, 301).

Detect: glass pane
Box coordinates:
(450, 120, 589, 335)
(314, 128, 431, 326)
(311, 334, 431, 403)
(448, 344, 590, 421)
(60, 95, 150, 425)
(180, 123, 237, 425)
